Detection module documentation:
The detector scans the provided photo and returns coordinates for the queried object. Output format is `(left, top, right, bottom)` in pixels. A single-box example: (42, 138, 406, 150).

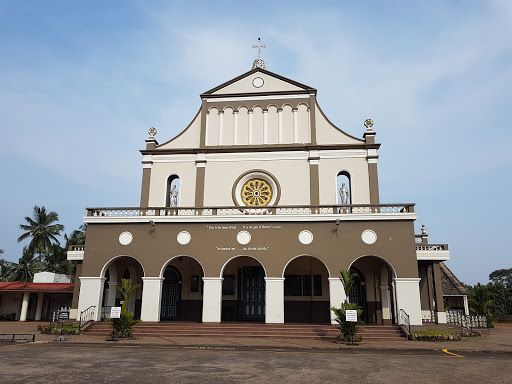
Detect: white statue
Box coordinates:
(170, 185, 179, 207)
(339, 183, 349, 205)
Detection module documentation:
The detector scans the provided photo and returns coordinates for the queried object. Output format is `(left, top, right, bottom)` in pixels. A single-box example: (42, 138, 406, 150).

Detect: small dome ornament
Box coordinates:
(251, 38, 267, 69)
(252, 58, 266, 69)
(364, 119, 374, 131)
(148, 126, 157, 138)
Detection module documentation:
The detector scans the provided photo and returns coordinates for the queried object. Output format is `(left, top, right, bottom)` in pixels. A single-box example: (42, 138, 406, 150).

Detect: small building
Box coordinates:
(68, 57, 463, 327)
(0, 272, 74, 321)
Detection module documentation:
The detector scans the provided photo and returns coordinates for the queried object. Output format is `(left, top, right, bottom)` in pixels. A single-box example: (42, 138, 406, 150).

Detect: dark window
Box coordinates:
(285, 275, 323, 296)
(222, 275, 235, 295)
(313, 275, 322, 296)
(302, 275, 312, 296)
(284, 275, 302, 296)
(190, 275, 200, 292)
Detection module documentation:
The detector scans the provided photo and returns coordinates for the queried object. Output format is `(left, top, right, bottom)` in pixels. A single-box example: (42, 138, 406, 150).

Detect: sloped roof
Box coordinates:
(440, 263, 469, 295)
(201, 67, 316, 97)
(0, 282, 74, 292)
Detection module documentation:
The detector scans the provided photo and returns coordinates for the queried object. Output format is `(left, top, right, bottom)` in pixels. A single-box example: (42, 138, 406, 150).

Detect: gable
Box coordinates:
(202, 68, 315, 97)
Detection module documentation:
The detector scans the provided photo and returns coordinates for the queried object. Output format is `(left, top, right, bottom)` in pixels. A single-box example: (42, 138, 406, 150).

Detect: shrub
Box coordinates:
(331, 302, 364, 344)
(110, 310, 137, 339)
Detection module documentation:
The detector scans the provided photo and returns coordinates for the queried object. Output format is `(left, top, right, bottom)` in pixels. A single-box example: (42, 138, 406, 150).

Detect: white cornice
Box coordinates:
(206, 94, 310, 103)
(416, 250, 450, 261)
(84, 213, 416, 224)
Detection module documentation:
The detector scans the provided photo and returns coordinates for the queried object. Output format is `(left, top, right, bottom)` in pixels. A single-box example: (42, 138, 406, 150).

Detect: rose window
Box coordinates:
(241, 178, 273, 207)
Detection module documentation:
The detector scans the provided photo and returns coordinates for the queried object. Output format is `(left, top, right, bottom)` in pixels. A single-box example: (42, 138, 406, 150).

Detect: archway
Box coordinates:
(283, 256, 330, 323)
(349, 256, 396, 325)
(160, 256, 204, 321)
(100, 256, 144, 320)
(221, 256, 266, 322)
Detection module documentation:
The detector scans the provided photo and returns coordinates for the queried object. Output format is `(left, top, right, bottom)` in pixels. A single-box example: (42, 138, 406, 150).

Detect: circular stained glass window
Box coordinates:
(241, 178, 273, 207)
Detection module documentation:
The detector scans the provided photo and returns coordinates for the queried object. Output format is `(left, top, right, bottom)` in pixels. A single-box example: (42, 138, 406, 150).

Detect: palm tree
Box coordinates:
(64, 225, 86, 249)
(340, 269, 359, 301)
(18, 206, 64, 260)
(469, 283, 494, 325)
(0, 255, 15, 282)
(44, 244, 74, 275)
(116, 278, 141, 313)
(8, 247, 42, 282)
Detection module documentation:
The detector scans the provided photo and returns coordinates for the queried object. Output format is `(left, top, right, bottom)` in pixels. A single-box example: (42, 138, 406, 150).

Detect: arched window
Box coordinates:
(166, 175, 181, 207)
(337, 171, 351, 205)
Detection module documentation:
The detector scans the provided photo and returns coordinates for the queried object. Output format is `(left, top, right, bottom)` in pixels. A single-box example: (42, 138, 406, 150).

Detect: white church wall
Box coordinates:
(157, 111, 201, 149)
(317, 153, 371, 205)
(148, 158, 197, 207)
(203, 153, 310, 206)
(297, 104, 310, 143)
(315, 103, 364, 145)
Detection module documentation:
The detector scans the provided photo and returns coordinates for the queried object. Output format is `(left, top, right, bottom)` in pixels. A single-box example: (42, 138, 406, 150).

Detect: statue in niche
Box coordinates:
(170, 185, 179, 207)
(339, 183, 349, 205)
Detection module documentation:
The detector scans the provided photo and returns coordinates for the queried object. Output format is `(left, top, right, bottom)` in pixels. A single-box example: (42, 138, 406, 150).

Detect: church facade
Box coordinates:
(69, 59, 455, 327)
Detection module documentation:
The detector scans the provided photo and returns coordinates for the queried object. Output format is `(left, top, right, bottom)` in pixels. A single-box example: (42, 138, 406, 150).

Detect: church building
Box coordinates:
(69, 52, 458, 327)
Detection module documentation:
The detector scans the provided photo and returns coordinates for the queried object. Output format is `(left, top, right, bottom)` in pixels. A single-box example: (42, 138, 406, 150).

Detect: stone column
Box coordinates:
(394, 278, 422, 325)
(140, 277, 163, 322)
(106, 282, 118, 307)
(328, 277, 346, 325)
(77, 277, 105, 322)
(265, 277, 284, 323)
(34, 292, 45, 321)
(379, 286, 392, 325)
(432, 262, 447, 324)
(19, 292, 30, 322)
(202, 277, 223, 322)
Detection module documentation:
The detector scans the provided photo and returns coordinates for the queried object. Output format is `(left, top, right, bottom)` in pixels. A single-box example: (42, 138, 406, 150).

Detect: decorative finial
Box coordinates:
(148, 126, 157, 138)
(421, 224, 428, 236)
(252, 38, 267, 69)
(364, 119, 374, 130)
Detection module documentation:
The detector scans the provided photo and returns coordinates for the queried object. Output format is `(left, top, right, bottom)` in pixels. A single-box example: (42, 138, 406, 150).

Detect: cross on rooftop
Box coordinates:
(252, 38, 266, 58)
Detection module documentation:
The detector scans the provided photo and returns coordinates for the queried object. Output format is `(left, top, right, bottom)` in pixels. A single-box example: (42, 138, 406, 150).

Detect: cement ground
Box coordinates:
(0, 342, 510, 384)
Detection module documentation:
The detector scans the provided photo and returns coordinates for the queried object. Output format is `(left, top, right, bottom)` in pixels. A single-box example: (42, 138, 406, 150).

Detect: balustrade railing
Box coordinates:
(79, 306, 96, 329)
(86, 203, 415, 218)
(415, 244, 449, 251)
(68, 245, 85, 251)
(447, 310, 488, 330)
(399, 309, 411, 337)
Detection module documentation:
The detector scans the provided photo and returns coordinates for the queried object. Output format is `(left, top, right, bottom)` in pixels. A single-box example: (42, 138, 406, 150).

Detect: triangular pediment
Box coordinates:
(201, 67, 316, 97)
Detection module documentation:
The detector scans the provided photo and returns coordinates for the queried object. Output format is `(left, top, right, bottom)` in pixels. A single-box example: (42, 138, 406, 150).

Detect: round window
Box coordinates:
(241, 178, 273, 207)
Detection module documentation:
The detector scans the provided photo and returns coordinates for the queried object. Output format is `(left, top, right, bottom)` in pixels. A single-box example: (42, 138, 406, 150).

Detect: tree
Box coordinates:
(64, 225, 86, 249)
(489, 268, 512, 287)
(18, 206, 64, 260)
(110, 279, 140, 339)
(8, 247, 43, 282)
(0, 258, 15, 282)
(44, 244, 74, 275)
(468, 283, 494, 325)
(340, 269, 359, 301)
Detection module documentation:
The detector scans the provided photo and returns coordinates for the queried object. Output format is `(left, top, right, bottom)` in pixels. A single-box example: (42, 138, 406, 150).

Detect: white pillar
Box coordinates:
(263, 109, 268, 144)
(293, 108, 298, 143)
(463, 295, 469, 315)
(140, 277, 163, 322)
(202, 277, 223, 322)
(265, 277, 284, 323)
(19, 292, 30, 322)
(249, 110, 254, 144)
(77, 277, 105, 322)
(277, 109, 283, 143)
(233, 111, 239, 145)
(34, 292, 45, 321)
(205, 111, 209, 145)
(328, 277, 346, 325)
(218, 111, 224, 145)
(394, 277, 422, 325)
(437, 311, 447, 324)
(106, 281, 118, 307)
(379, 286, 392, 322)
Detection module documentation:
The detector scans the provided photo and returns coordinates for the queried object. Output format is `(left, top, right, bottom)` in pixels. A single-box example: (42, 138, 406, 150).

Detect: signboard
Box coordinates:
(345, 309, 358, 322)
(110, 307, 121, 319)
(58, 311, 69, 321)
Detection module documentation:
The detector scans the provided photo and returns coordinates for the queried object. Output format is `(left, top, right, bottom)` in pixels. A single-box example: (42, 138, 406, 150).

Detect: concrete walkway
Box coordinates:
(1, 321, 511, 353)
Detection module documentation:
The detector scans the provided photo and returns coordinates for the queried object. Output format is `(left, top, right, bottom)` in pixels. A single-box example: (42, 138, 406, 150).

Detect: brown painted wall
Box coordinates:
(81, 219, 418, 279)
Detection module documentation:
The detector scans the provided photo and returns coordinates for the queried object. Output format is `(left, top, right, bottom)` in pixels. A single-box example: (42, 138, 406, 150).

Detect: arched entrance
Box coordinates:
(160, 256, 204, 321)
(221, 256, 266, 322)
(349, 256, 396, 325)
(100, 256, 144, 320)
(283, 256, 330, 323)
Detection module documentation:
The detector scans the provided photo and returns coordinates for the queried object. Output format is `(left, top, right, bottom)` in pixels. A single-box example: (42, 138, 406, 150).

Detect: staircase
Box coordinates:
(85, 322, 406, 341)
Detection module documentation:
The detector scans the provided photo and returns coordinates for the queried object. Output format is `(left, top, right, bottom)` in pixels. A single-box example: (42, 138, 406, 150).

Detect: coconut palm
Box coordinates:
(340, 269, 359, 301)
(8, 247, 43, 282)
(64, 225, 86, 249)
(116, 278, 141, 313)
(469, 283, 494, 325)
(0, 256, 15, 282)
(18, 206, 64, 260)
(44, 244, 74, 275)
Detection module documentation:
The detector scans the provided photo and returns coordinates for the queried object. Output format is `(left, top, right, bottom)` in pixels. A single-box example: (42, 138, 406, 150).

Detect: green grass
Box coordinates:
(413, 328, 458, 337)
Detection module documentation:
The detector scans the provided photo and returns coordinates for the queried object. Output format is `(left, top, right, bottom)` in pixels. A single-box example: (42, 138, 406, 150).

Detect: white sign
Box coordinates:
(110, 307, 121, 319)
(345, 309, 358, 322)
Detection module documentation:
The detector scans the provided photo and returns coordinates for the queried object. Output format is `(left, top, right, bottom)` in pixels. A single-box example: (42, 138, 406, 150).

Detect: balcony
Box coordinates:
(416, 241, 450, 261)
(84, 203, 416, 224)
(66, 245, 85, 261)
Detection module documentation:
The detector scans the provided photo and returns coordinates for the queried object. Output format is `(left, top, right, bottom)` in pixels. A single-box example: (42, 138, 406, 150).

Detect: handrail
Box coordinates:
(399, 309, 411, 337)
(79, 305, 96, 329)
(86, 203, 416, 217)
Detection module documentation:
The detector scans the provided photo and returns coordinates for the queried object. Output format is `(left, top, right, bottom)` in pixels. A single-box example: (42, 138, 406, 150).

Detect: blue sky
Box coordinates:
(0, 0, 510, 284)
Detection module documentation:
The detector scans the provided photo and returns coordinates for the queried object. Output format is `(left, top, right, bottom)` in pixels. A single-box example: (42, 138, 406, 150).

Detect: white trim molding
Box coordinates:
(416, 250, 450, 261)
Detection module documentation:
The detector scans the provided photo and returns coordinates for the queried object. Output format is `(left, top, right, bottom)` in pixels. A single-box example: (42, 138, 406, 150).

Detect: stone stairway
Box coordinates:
(85, 322, 406, 341)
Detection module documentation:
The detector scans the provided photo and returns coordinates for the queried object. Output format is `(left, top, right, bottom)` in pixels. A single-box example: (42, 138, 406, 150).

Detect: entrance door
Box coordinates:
(161, 267, 181, 320)
(239, 266, 265, 321)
